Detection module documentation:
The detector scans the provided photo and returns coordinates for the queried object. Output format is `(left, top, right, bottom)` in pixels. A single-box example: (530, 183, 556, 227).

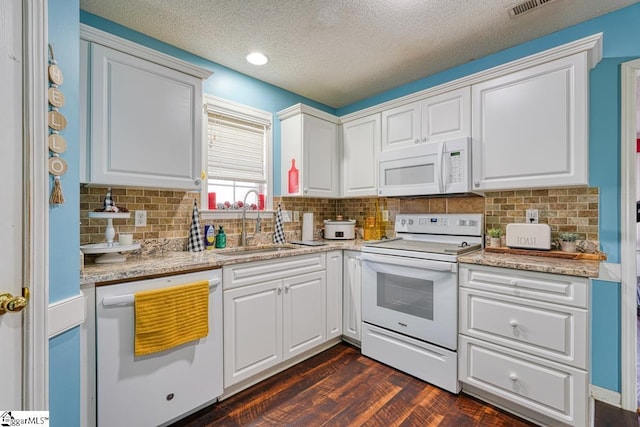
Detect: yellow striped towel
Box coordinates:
(134, 280, 209, 356)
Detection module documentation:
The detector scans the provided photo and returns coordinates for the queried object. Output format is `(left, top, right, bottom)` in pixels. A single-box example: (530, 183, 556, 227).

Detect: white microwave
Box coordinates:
(377, 137, 471, 197)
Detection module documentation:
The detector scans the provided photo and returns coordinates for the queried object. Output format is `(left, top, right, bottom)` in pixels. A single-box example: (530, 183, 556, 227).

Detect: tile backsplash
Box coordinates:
(484, 187, 599, 241)
(80, 185, 599, 251)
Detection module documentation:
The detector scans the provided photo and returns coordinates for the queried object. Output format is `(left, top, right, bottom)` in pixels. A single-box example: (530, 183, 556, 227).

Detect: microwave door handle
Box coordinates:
(437, 142, 445, 193)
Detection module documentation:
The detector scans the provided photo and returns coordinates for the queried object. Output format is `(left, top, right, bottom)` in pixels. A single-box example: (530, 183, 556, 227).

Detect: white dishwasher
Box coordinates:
(95, 269, 223, 427)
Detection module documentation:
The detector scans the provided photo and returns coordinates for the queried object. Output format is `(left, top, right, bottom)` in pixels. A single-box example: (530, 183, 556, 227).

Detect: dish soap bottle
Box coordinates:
(215, 226, 226, 248)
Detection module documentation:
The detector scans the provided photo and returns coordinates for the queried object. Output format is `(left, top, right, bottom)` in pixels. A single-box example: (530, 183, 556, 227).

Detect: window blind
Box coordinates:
(207, 112, 266, 183)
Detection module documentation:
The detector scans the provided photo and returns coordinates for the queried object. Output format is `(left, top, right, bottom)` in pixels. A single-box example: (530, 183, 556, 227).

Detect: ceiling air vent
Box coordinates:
(508, 0, 557, 18)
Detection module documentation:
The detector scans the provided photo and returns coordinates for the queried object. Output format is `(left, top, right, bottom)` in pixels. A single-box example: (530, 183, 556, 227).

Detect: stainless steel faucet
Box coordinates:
(240, 189, 262, 246)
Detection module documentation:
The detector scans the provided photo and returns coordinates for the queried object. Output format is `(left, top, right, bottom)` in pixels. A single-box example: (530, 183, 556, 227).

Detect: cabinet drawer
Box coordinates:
(223, 253, 325, 289)
(459, 336, 588, 427)
(460, 264, 588, 308)
(460, 288, 587, 369)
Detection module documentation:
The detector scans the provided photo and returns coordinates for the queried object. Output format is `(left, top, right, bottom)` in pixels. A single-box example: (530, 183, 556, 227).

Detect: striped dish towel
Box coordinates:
(134, 280, 209, 356)
(273, 202, 285, 244)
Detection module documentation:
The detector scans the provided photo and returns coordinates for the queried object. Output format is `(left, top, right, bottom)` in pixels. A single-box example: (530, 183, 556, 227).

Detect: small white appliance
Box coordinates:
(377, 137, 471, 197)
(323, 219, 356, 240)
(505, 223, 552, 250)
(361, 213, 483, 394)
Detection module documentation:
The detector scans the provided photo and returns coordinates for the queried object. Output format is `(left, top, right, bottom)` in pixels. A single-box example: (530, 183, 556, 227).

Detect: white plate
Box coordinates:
(88, 211, 131, 219)
(80, 242, 140, 254)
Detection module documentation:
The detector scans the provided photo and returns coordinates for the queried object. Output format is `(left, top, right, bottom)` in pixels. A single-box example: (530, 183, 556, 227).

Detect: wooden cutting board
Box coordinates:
(484, 246, 607, 261)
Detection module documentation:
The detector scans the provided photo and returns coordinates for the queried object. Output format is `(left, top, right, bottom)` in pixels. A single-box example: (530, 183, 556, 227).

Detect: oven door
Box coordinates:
(361, 252, 458, 350)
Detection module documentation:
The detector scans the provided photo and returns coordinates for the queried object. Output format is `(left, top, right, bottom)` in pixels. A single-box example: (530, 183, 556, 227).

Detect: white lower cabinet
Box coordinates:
(458, 264, 589, 427)
(326, 250, 343, 340)
(223, 254, 328, 388)
(342, 250, 362, 344)
(283, 271, 326, 359)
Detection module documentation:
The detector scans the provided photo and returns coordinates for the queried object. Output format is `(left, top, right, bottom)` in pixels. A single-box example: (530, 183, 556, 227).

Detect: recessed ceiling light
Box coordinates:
(246, 52, 268, 66)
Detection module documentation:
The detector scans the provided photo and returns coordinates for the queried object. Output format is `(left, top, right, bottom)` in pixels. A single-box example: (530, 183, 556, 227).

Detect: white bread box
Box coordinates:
(505, 223, 551, 250)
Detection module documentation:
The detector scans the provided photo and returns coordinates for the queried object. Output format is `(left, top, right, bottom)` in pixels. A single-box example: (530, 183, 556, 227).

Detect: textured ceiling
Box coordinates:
(80, 0, 638, 108)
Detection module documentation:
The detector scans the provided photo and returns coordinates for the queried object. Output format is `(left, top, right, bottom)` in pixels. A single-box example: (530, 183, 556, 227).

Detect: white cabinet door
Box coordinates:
(381, 101, 421, 150)
(88, 43, 202, 190)
(280, 106, 340, 198)
(381, 88, 471, 151)
(342, 251, 362, 343)
(283, 271, 326, 359)
(342, 114, 380, 197)
(223, 280, 283, 387)
(420, 87, 470, 143)
(303, 115, 339, 197)
(325, 250, 343, 340)
(471, 52, 588, 191)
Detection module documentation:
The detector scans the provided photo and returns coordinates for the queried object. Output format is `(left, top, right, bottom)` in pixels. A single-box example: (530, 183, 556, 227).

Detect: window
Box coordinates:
(203, 95, 272, 212)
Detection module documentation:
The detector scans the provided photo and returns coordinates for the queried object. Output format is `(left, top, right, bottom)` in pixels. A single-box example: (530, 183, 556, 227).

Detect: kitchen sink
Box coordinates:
(215, 244, 298, 256)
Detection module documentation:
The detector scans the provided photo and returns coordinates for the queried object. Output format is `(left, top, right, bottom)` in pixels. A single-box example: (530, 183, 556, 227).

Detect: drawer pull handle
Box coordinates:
(510, 280, 519, 287)
(398, 322, 408, 327)
(509, 373, 518, 382)
(509, 320, 518, 328)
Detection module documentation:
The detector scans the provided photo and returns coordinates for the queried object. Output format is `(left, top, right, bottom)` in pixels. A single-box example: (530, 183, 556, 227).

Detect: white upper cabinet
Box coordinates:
(471, 52, 589, 191)
(341, 114, 380, 197)
(381, 87, 470, 151)
(80, 25, 211, 190)
(279, 104, 340, 197)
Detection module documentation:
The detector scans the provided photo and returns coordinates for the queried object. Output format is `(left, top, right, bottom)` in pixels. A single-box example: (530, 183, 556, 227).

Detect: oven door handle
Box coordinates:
(361, 253, 457, 273)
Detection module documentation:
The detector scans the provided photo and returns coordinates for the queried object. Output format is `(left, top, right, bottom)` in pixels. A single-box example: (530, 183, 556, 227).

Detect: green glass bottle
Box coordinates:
(215, 226, 226, 248)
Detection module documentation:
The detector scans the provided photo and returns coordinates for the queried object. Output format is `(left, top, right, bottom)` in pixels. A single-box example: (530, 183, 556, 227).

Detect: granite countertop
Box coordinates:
(458, 250, 601, 278)
(82, 241, 603, 286)
(81, 240, 363, 286)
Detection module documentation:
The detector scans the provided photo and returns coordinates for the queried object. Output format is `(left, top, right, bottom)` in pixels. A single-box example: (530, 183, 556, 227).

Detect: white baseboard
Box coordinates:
(589, 384, 621, 407)
(48, 294, 85, 338)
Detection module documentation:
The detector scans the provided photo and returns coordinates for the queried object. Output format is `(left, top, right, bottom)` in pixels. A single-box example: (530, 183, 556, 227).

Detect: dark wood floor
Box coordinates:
(173, 343, 543, 426)
(172, 342, 640, 426)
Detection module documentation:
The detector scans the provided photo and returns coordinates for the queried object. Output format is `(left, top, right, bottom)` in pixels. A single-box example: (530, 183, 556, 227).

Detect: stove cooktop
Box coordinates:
(362, 239, 481, 256)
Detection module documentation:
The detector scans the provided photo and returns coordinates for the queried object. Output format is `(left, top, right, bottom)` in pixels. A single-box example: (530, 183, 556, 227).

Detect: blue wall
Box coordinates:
(49, 0, 81, 426)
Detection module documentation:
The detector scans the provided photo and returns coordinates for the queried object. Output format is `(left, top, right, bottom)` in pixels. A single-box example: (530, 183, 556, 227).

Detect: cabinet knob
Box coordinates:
(194, 178, 202, 186)
(284, 285, 290, 293)
(474, 180, 480, 188)
(277, 287, 282, 295)
(414, 138, 420, 144)
(509, 320, 518, 328)
(303, 188, 308, 193)
(509, 373, 518, 382)
(422, 137, 427, 143)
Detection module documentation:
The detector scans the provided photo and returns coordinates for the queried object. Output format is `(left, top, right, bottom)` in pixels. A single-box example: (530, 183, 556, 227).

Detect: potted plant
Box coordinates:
(487, 228, 503, 248)
(559, 232, 578, 253)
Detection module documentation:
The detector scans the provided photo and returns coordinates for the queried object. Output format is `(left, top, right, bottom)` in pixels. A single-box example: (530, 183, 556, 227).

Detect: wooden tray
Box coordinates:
(484, 246, 607, 261)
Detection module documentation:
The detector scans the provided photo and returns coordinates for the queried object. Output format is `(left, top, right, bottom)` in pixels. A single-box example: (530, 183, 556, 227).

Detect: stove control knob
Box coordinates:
(457, 220, 467, 226)
(400, 219, 406, 226)
(408, 219, 414, 225)
(468, 220, 477, 226)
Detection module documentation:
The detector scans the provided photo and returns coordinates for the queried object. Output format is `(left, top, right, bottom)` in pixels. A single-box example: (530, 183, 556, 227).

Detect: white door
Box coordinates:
(342, 114, 380, 197)
(420, 87, 471, 143)
(381, 101, 421, 150)
(283, 271, 326, 359)
(1, 0, 24, 409)
(223, 280, 283, 387)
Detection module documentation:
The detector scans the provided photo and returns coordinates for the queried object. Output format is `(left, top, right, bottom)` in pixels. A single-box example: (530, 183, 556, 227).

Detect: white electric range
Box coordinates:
(360, 213, 483, 394)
